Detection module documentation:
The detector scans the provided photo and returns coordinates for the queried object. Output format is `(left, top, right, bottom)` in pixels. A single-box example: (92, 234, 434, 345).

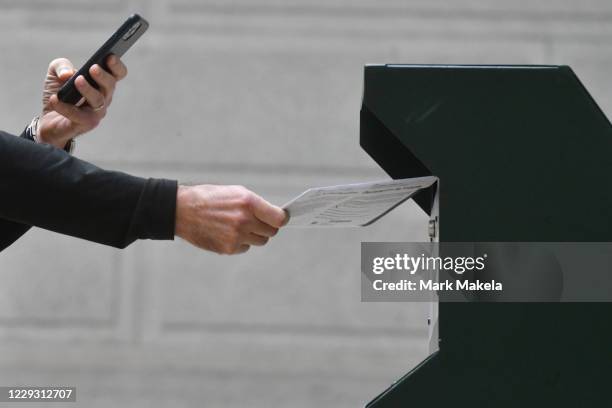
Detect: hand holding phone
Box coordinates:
(36, 15, 147, 149)
(57, 14, 149, 105)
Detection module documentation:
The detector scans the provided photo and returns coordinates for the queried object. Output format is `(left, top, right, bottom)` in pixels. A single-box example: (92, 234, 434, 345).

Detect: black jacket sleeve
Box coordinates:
(0, 130, 178, 251)
(0, 128, 37, 249)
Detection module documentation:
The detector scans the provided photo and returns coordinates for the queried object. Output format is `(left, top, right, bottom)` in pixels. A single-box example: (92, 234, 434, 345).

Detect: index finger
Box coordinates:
(251, 195, 288, 228)
(105, 54, 127, 80)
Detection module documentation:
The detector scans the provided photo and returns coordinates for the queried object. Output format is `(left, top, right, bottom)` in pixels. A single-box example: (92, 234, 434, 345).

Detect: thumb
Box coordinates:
(48, 58, 75, 82)
(252, 195, 289, 228)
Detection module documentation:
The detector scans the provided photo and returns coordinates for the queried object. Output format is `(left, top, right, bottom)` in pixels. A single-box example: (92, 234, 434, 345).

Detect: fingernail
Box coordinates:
(58, 67, 70, 76)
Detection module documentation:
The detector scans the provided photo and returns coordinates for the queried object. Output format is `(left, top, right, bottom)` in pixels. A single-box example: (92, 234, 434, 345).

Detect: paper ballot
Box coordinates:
(283, 176, 437, 227)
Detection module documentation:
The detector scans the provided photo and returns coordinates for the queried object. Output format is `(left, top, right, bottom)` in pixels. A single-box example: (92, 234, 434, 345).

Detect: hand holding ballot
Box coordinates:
(173, 177, 435, 255)
(175, 184, 288, 255)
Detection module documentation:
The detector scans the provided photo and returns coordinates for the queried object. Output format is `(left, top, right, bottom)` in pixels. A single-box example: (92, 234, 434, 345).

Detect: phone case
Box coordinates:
(57, 14, 149, 105)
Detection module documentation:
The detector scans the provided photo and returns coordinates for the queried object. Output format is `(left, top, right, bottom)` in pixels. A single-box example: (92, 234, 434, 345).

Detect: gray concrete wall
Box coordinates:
(0, 0, 610, 406)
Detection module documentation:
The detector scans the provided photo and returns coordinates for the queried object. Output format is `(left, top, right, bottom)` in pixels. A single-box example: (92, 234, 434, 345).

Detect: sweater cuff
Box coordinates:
(138, 178, 178, 240)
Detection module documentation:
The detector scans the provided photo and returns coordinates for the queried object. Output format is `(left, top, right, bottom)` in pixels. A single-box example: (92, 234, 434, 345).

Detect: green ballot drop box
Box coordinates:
(360, 65, 612, 407)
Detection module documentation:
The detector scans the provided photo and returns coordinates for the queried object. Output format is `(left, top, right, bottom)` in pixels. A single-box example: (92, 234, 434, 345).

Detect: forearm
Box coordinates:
(0, 126, 42, 251)
(0, 131, 177, 249)
(0, 124, 92, 251)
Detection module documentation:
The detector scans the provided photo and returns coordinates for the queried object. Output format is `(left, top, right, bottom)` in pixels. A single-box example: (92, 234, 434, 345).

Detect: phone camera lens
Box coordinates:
(122, 22, 142, 40)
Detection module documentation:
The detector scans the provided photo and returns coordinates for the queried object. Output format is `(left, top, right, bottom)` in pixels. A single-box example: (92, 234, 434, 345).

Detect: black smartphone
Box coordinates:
(57, 14, 149, 104)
